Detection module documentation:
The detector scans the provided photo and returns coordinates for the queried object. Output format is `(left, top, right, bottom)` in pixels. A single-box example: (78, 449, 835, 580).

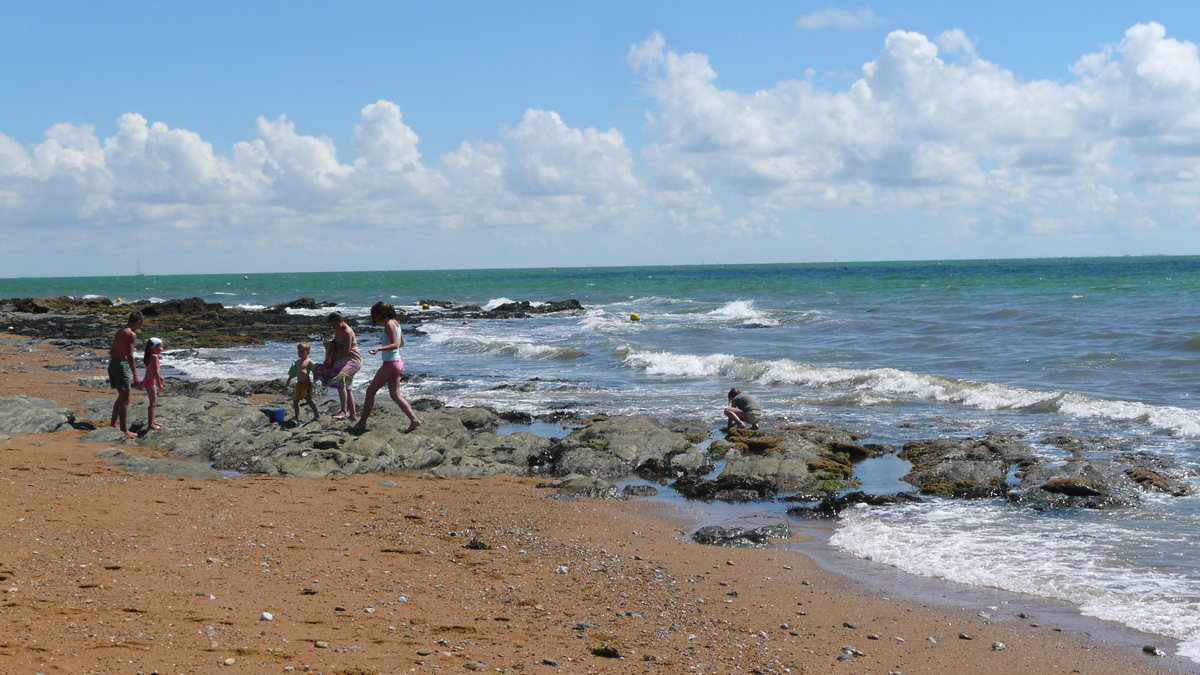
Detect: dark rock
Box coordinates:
(673, 475, 778, 502)
(1006, 459, 1141, 510)
(622, 484, 659, 498)
(263, 298, 337, 314)
(785, 491, 921, 518)
(139, 297, 224, 317)
(691, 524, 791, 548)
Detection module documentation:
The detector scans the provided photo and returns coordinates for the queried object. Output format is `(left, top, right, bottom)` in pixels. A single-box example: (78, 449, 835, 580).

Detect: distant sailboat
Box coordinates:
(135, 259, 145, 277)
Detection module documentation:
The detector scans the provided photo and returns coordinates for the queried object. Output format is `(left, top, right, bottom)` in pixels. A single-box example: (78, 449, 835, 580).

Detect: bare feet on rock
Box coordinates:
(405, 419, 422, 433)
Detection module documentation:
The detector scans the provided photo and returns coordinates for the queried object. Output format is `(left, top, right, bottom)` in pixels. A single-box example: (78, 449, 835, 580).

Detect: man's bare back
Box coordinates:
(110, 325, 137, 361)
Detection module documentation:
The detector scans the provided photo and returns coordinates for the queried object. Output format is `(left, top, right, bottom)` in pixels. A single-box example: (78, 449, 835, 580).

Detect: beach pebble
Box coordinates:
(1016, 612, 1028, 618)
(334, 606, 345, 612)
(554, 565, 569, 574)
(224, 658, 236, 665)
(837, 654, 854, 661)
(893, 637, 905, 642)
(1143, 645, 1166, 656)
(867, 633, 880, 640)
(927, 637, 937, 643)
(315, 641, 329, 649)
(841, 645, 865, 656)
(260, 611, 274, 621)
(779, 623, 789, 630)
(464, 662, 486, 671)
(364, 607, 375, 614)
(378, 480, 397, 488)
(542, 658, 559, 666)
(958, 633, 973, 640)
(842, 622, 857, 629)
(417, 649, 432, 656)
(992, 641, 1006, 651)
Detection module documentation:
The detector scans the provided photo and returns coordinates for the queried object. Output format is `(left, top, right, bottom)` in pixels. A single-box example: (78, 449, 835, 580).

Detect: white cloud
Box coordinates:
(503, 109, 639, 202)
(353, 100, 422, 172)
(8, 22, 1200, 273)
(628, 23, 1200, 230)
(796, 8, 884, 30)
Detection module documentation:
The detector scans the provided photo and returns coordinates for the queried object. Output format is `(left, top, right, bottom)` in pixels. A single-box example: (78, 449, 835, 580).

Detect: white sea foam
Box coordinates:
(622, 348, 1200, 436)
(482, 297, 515, 311)
(285, 305, 372, 318)
(831, 502, 1200, 662)
(213, 292, 236, 296)
(82, 294, 103, 300)
(234, 303, 267, 310)
(708, 300, 780, 327)
(423, 323, 583, 360)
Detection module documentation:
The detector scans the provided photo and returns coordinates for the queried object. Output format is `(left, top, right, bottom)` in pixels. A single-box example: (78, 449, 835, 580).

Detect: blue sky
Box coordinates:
(4, 1, 1200, 276)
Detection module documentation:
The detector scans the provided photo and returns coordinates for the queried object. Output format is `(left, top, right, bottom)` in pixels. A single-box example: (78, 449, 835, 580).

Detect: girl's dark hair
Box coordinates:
(728, 387, 741, 400)
(144, 339, 156, 359)
(370, 301, 397, 323)
(327, 311, 345, 324)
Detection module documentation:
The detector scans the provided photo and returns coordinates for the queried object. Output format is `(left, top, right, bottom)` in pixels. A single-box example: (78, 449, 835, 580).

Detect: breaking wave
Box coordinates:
(621, 349, 1200, 436)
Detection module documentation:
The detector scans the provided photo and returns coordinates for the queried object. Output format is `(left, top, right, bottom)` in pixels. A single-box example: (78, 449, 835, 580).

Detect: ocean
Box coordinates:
(6, 256, 1200, 661)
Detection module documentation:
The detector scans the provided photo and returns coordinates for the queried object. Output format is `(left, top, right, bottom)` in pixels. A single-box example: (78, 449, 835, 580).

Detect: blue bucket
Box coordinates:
(270, 408, 287, 423)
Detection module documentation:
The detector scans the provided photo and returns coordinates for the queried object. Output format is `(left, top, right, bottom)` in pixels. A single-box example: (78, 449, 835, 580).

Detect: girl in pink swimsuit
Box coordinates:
(142, 337, 166, 430)
(350, 302, 421, 433)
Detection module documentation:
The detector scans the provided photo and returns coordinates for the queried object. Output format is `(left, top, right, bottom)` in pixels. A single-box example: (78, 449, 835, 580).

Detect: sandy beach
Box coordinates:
(0, 334, 1185, 674)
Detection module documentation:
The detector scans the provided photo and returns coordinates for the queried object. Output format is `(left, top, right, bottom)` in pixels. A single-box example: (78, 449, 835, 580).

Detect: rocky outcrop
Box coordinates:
(70, 387, 709, 483)
(1006, 457, 1192, 510)
(0, 396, 74, 434)
(0, 295, 588, 349)
(673, 425, 876, 502)
(541, 416, 700, 479)
(897, 435, 1034, 497)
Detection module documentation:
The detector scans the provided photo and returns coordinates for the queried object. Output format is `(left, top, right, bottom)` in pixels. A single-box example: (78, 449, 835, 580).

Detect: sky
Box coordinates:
(4, 1, 1200, 277)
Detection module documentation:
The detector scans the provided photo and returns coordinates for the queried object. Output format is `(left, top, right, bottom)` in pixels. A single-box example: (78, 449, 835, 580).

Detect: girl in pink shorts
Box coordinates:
(350, 302, 422, 433)
(142, 337, 166, 430)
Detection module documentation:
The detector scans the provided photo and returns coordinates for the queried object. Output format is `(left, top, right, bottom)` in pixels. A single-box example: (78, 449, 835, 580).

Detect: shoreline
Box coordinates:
(0, 333, 1186, 673)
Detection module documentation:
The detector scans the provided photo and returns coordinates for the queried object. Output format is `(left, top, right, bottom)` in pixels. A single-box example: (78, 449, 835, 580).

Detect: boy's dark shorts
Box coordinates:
(108, 359, 132, 391)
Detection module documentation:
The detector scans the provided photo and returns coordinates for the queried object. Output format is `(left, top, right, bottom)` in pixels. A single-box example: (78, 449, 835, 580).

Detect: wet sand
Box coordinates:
(0, 334, 1182, 674)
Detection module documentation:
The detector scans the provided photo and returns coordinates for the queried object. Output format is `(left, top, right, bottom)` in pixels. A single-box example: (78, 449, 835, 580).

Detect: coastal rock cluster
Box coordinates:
(5, 372, 1192, 514)
(0, 295, 585, 349)
(0, 374, 872, 507)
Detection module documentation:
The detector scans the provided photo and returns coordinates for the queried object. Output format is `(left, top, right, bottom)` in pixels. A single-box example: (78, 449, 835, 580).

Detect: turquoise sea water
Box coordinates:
(6, 256, 1200, 659)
